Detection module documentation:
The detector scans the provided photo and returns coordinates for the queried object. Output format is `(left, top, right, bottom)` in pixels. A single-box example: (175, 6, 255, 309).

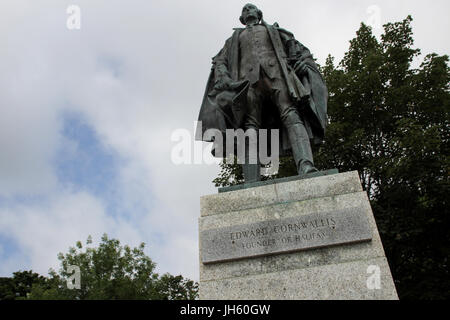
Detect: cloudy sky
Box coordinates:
(0, 0, 448, 282)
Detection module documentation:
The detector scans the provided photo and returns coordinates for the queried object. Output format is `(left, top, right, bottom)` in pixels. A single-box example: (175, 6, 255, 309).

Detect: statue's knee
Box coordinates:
(282, 109, 303, 127)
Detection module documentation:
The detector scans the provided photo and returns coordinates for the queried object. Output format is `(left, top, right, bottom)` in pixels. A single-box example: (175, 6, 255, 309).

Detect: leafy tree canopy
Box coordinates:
(1, 234, 198, 300)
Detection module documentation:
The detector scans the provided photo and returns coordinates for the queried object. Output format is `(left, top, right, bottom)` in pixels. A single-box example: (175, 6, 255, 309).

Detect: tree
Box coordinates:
(316, 16, 449, 300)
(0, 270, 48, 300)
(154, 273, 198, 300)
(22, 234, 198, 300)
(214, 16, 449, 299)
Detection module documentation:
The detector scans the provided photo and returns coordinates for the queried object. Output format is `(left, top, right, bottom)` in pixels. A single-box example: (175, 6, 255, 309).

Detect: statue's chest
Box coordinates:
(239, 25, 272, 52)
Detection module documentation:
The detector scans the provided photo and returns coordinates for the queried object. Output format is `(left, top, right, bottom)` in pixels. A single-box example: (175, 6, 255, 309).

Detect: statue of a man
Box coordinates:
(197, 3, 328, 183)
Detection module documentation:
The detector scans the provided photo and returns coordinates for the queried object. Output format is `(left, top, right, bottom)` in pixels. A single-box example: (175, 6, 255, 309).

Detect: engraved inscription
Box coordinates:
(200, 207, 372, 264)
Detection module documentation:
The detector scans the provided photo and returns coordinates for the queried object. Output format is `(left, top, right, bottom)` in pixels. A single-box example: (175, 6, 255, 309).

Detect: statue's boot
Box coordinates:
(286, 122, 319, 175)
(242, 161, 260, 183)
(242, 131, 261, 183)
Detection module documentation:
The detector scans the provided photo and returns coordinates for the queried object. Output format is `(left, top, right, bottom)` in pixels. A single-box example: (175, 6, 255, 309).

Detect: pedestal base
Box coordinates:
(198, 171, 398, 300)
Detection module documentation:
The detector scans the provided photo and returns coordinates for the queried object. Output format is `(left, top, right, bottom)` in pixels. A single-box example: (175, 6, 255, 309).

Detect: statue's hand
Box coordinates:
(293, 60, 308, 76)
(214, 77, 232, 91)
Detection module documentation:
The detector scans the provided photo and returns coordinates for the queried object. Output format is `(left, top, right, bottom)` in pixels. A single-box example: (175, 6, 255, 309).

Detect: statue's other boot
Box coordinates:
(286, 123, 319, 175)
(242, 162, 260, 183)
(242, 133, 261, 183)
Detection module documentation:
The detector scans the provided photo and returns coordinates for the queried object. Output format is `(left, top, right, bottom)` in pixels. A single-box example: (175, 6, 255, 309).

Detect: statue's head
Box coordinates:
(239, 3, 263, 25)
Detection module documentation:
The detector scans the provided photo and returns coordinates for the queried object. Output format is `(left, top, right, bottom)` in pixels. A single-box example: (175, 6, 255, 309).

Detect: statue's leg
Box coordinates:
(272, 80, 318, 175)
(242, 87, 262, 183)
(283, 111, 318, 175)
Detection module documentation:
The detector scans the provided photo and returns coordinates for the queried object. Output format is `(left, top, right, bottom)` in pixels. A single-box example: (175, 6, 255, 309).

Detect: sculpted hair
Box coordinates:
(239, 8, 263, 25)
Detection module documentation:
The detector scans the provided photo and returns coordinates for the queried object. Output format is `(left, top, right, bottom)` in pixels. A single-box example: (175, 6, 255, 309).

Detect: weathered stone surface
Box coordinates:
(200, 206, 372, 264)
(200, 257, 398, 300)
(200, 192, 386, 282)
(198, 171, 398, 300)
(200, 171, 362, 217)
(218, 169, 339, 193)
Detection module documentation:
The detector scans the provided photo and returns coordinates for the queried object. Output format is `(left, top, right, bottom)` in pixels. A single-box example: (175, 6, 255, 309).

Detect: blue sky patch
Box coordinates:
(55, 111, 122, 197)
(97, 55, 124, 78)
(0, 234, 30, 276)
(53, 111, 155, 221)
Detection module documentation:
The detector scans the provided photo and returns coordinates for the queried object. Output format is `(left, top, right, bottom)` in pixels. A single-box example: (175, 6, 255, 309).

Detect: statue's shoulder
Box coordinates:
(221, 32, 237, 47)
(220, 28, 243, 46)
(261, 21, 294, 40)
(231, 28, 244, 37)
(272, 22, 294, 38)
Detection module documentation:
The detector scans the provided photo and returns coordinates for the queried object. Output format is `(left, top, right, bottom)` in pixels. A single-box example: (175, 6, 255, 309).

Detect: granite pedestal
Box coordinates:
(198, 171, 398, 300)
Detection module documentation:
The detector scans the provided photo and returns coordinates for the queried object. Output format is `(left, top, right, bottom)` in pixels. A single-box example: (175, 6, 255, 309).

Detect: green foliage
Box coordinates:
(1, 234, 198, 300)
(213, 156, 244, 187)
(319, 17, 449, 300)
(214, 16, 449, 299)
(154, 273, 198, 300)
(0, 270, 48, 300)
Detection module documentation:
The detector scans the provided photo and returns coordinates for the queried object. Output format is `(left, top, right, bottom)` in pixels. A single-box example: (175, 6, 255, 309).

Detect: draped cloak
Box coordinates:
(196, 21, 328, 157)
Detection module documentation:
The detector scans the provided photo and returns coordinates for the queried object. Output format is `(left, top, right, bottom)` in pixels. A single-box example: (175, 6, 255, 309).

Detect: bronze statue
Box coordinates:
(197, 3, 328, 183)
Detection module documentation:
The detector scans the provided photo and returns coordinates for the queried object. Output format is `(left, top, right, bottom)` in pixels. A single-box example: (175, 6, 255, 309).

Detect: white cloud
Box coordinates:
(0, 191, 112, 274)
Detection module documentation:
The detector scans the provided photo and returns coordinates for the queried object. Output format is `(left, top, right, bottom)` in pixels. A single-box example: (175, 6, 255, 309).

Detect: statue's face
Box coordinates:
(241, 3, 259, 24)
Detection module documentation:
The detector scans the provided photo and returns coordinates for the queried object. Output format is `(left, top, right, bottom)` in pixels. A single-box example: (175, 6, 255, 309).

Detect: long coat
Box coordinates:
(196, 21, 328, 157)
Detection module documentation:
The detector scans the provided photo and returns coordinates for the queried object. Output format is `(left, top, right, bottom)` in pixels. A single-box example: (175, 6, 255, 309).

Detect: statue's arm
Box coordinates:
(276, 26, 298, 59)
(212, 37, 233, 91)
(276, 26, 320, 76)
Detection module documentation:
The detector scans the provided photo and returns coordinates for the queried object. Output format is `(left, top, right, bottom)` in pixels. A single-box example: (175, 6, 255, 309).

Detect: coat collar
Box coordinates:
(232, 20, 271, 31)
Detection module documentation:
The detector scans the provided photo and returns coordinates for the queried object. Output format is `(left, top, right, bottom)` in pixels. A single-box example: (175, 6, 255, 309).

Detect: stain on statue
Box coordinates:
(197, 4, 328, 183)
